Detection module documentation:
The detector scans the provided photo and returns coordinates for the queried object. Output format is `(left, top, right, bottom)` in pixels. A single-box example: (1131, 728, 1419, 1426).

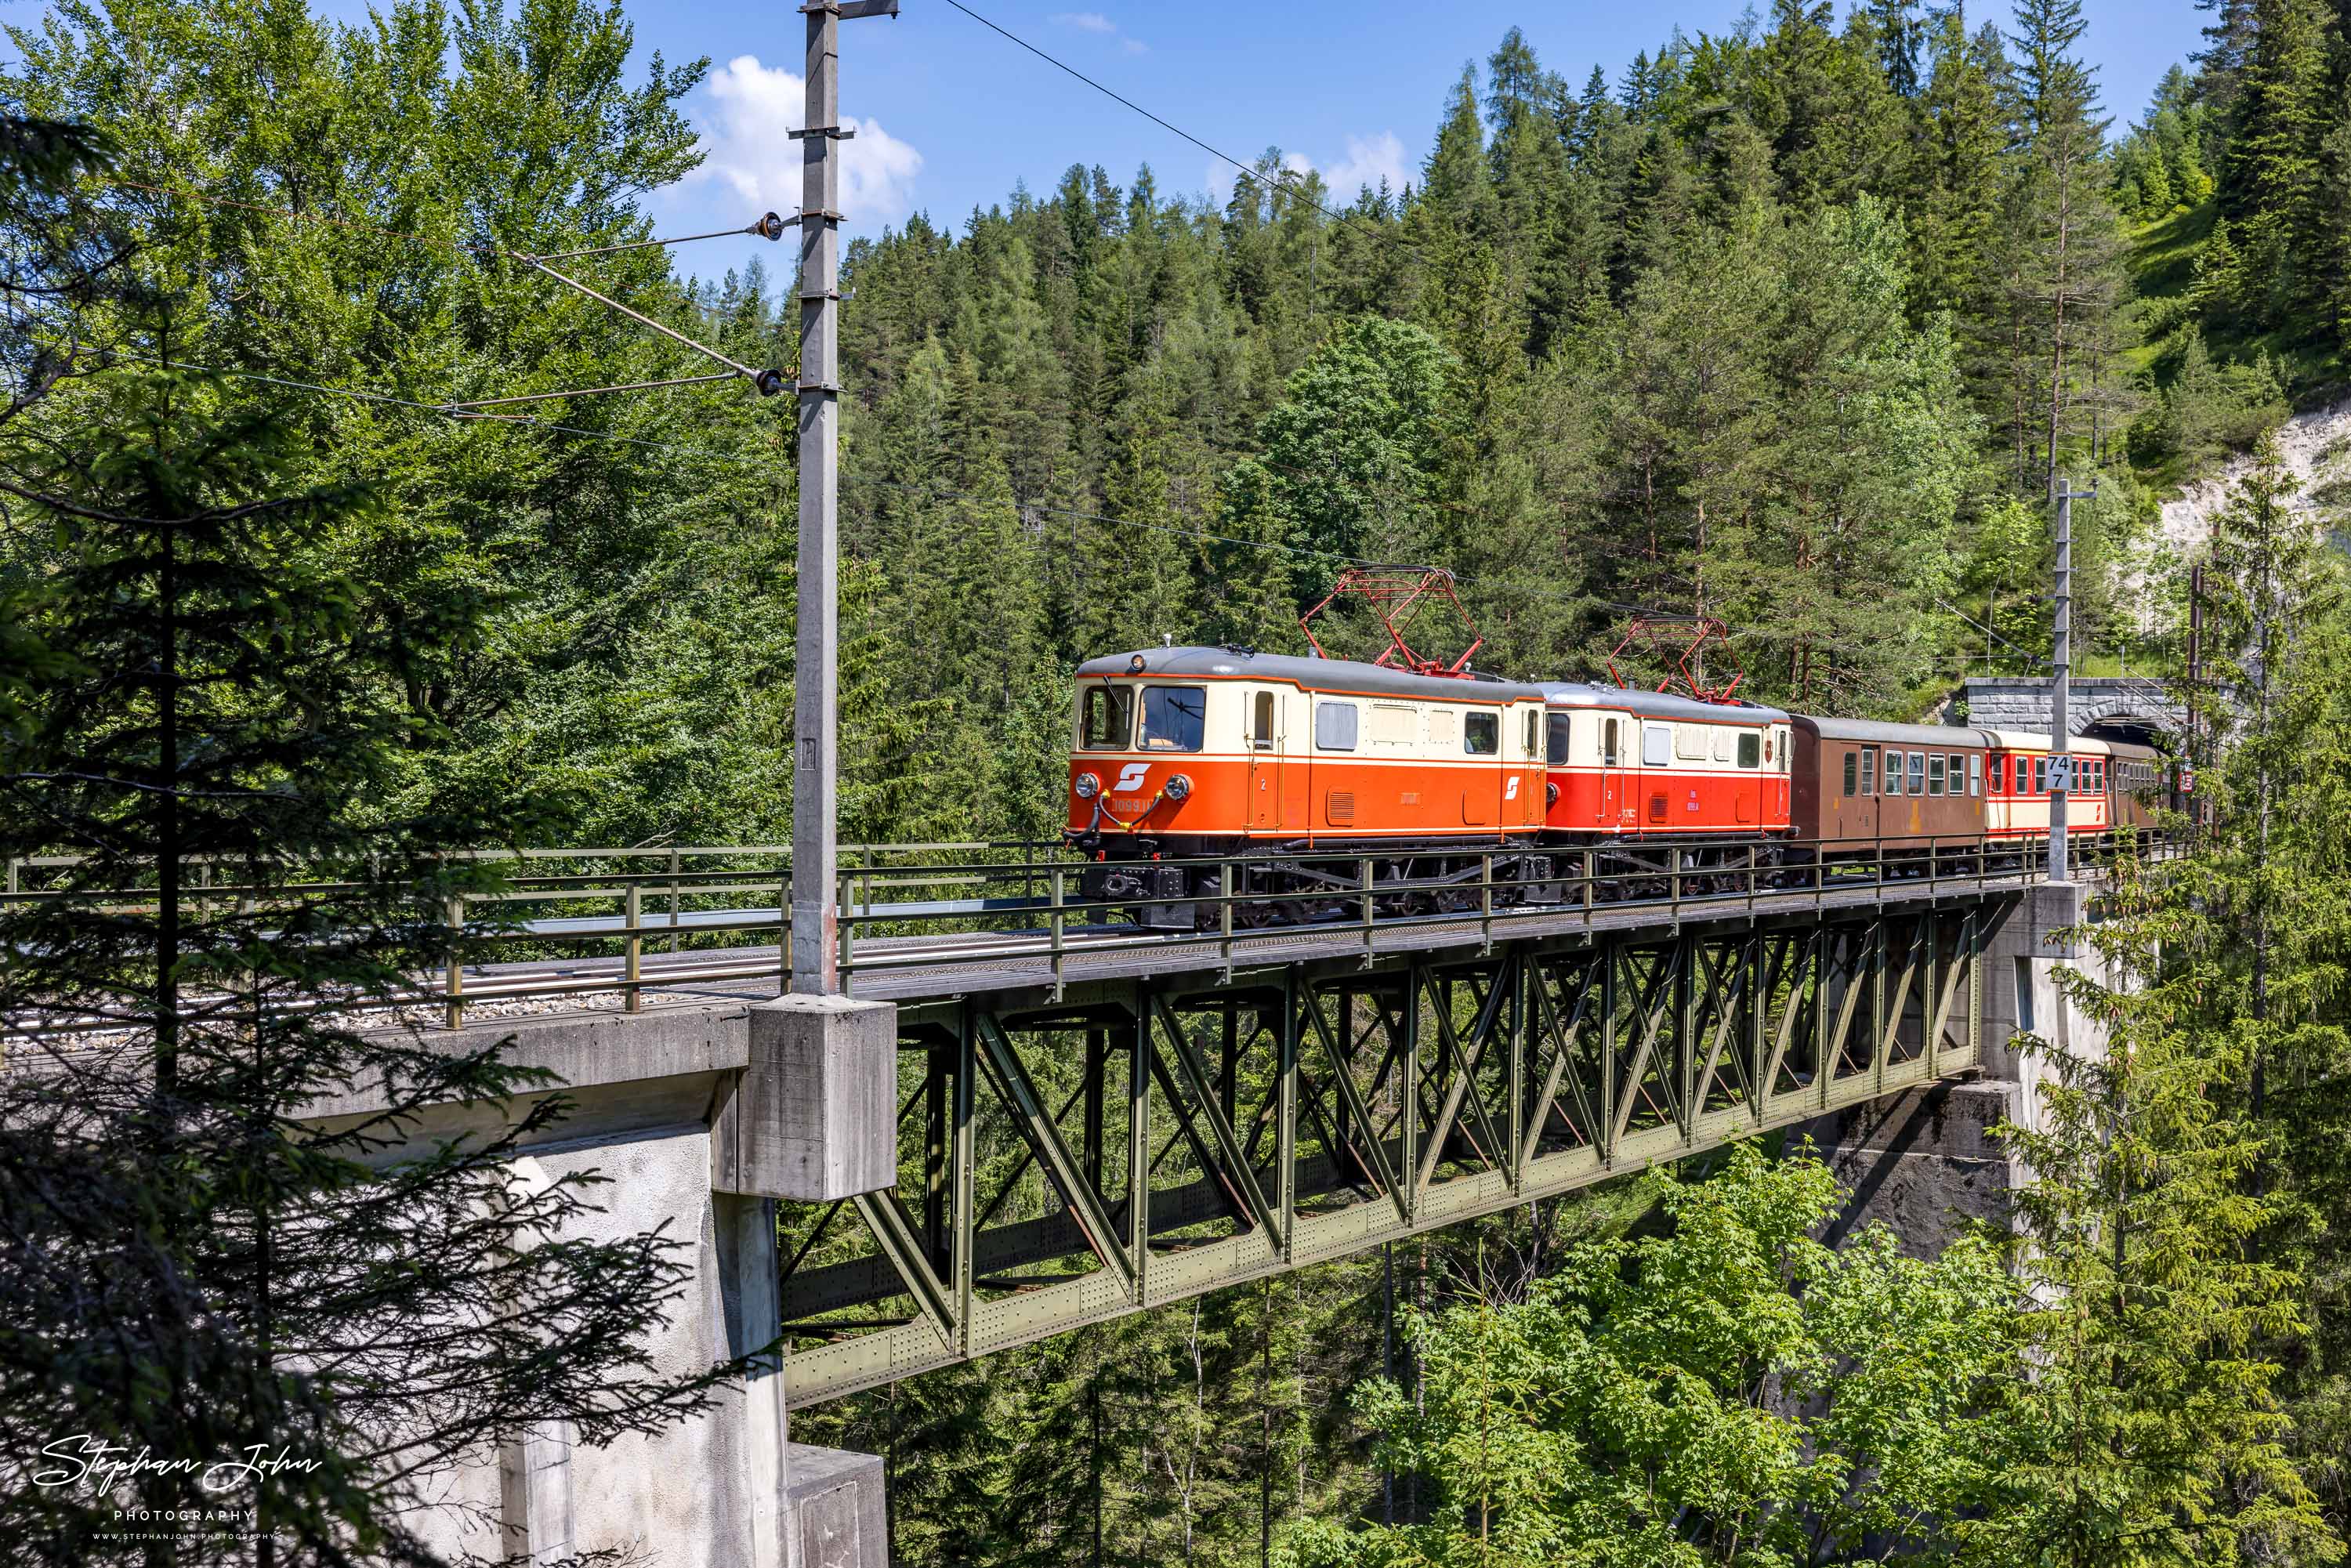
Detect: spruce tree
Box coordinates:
(0, 357, 734, 1565)
(2001, 0, 2128, 498)
(2222, 0, 2335, 323)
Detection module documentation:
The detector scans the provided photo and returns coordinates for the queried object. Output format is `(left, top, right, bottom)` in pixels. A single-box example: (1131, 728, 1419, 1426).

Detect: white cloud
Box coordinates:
(1318, 132, 1410, 201)
(1053, 10, 1146, 53)
(1204, 134, 1411, 212)
(684, 55, 922, 227)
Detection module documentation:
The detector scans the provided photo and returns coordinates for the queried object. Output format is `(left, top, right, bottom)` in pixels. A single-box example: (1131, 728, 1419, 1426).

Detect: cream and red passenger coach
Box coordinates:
(1536, 683, 1792, 840)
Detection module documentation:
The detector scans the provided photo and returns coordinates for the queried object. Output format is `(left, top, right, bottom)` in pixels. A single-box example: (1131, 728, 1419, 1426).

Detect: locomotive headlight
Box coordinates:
(1074, 771, 1102, 800)
(1164, 773, 1194, 802)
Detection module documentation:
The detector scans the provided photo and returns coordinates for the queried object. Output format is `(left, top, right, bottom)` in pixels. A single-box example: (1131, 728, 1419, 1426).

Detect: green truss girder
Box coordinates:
(781, 898, 1993, 1409)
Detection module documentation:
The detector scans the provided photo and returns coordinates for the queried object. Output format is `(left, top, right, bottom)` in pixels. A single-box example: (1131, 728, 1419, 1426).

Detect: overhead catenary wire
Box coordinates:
(108, 179, 796, 264)
(103, 180, 795, 399)
(936, 0, 1408, 233)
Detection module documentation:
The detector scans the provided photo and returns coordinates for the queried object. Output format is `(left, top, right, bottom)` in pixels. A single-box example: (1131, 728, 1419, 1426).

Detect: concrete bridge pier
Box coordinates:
(307, 994, 898, 1566)
(1806, 883, 2107, 1254)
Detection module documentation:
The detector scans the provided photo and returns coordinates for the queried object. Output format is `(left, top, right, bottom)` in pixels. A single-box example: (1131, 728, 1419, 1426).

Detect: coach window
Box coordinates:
(1644, 724, 1672, 766)
(1548, 713, 1572, 767)
(1139, 686, 1206, 751)
(1252, 691, 1277, 749)
(2033, 757, 2048, 794)
(1927, 754, 1945, 795)
(1842, 751, 1858, 796)
(1081, 683, 1133, 750)
(1314, 701, 1357, 752)
(1908, 751, 1926, 794)
(1465, 712, 1499, 755)
(1738, 732, 1760, 769)
(1603, 719, 1622, 766)
(1969, 754, 1983, 795)
(1860, 747, 1877, 795)
(1947, 753, 1965, 793)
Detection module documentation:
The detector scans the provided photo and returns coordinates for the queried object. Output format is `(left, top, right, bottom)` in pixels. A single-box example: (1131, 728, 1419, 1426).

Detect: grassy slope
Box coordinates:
(2126, 198, 2346, 400)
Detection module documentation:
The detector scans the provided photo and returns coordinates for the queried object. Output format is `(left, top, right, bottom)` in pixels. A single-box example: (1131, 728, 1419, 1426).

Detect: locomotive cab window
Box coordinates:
(1138, 686, 1205, 752)
(1547, 713, 1572, 767)
(1252, 691, 1277, 749)
(1081, 684, 1132, 750)
(1464, 712, 1498, 755)
(1314, 701, 1357, 752)
(1643, 725, 1672, 766)
(1737, 732, 1760, 769)
(1523, 709, 1541, 758)
(1603, 719, 1622, 766)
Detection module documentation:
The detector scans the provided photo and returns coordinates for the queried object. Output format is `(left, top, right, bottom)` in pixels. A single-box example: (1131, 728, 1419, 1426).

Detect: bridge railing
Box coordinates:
(2, 829, 2188, 1038)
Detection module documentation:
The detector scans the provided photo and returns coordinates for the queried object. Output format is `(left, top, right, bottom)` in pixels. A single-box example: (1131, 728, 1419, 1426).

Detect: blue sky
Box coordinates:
(315, 0, 2208, 283)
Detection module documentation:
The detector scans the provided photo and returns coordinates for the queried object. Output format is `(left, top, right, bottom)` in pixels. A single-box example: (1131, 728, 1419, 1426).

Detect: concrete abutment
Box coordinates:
(1802, 882, 2115, 1251)
(306, 996, 897, 1567)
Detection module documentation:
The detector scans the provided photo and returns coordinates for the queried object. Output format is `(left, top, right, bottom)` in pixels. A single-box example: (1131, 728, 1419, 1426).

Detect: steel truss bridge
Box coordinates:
(746, 835, 2168, 1408)
(5, 835, 2175, 1410)
(783, 888, 2009, 1403)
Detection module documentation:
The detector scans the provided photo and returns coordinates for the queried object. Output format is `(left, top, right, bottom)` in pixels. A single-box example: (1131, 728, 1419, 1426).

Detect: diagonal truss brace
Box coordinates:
(1522, 954, 1604, 1168)
(851, 1191, 955, 1349)
(972, 1014, 1136, 1293)
(1150, 998, 1284, 1248)
(1415, 968, 1512, 1194)
(1301, 994, 1411, 1226)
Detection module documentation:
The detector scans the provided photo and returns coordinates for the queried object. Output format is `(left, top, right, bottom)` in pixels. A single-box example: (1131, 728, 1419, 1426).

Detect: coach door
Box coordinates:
(1248, 690, 1281, 831)
(1599, 715, 1625, 827)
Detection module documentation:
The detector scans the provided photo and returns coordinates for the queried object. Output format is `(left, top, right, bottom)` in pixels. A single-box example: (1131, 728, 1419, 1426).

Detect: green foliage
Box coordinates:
(2114, 67, 2220, 221)
(1281, 1144, 2020, 1568)
(2132, 328, 2288, 474)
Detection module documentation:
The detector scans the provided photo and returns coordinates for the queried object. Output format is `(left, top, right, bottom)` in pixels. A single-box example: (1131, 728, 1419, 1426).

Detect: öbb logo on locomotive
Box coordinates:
(1063, 644, 2169, 929)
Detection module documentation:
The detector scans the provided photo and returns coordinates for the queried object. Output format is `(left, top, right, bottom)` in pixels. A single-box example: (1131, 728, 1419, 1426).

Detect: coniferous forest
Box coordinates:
(5, 0, 2351, 1563)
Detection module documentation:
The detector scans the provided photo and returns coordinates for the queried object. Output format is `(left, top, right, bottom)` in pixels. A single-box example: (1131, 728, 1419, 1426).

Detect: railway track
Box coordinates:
(3, 831, 2186, 1037)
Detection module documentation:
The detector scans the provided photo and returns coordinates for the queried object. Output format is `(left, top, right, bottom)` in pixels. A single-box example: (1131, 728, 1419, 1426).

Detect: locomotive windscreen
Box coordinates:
(1137, 686, 1205, 752)
(1081, 684, 1132, 749)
